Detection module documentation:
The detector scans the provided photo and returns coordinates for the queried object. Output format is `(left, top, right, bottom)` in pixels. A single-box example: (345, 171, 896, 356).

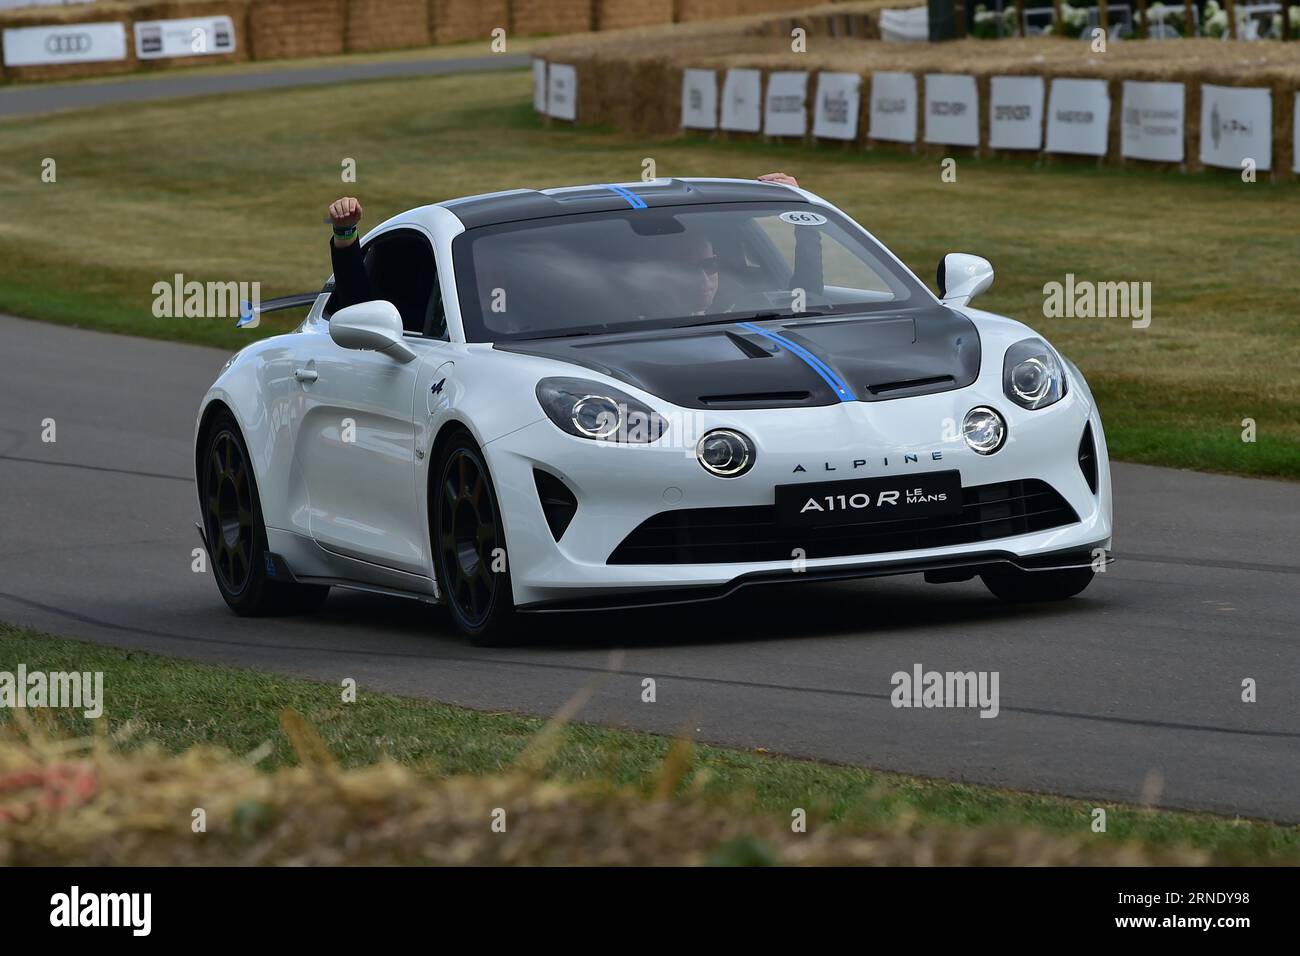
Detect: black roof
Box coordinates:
(441, 178, 801, 229)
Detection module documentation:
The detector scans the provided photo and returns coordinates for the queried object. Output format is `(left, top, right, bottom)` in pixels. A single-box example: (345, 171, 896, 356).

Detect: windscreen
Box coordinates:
(452, 202, 929, 342)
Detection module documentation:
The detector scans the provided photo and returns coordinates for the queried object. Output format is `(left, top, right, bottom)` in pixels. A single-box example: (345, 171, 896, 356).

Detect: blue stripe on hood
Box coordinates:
(737, 321, 856, 402)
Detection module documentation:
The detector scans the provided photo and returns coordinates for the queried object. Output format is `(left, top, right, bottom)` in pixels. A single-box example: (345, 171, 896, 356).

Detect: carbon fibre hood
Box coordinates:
(495, 305, 980, 410)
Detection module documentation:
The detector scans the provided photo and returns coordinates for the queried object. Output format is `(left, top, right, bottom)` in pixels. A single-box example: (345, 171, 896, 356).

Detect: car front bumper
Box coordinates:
(484, 381, 1112, 609)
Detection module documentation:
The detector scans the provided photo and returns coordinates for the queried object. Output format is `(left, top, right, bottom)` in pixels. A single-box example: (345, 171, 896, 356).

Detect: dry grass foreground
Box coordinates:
(0, 710, 1220, 866)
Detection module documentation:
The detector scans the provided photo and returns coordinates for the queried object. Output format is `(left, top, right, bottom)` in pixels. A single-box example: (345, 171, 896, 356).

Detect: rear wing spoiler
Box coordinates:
(238, 290, 323, 329)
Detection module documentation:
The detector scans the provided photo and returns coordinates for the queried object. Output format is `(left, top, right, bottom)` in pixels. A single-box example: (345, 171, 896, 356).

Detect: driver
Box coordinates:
(666, 232, 720, 315)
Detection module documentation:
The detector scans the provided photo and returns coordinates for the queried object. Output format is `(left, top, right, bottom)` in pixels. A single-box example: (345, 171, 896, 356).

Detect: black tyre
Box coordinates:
(981, 566, 1095, 602)
(200, 413, 329, 616)
(432, 433, 516, 643)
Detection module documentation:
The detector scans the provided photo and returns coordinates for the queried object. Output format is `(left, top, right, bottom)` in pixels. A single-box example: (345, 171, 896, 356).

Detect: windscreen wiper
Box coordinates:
(515, 329, 596, 341)
(675, 309, 831, 329)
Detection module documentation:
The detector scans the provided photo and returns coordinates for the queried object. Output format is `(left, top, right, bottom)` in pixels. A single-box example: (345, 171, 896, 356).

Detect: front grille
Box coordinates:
(608, 479, 1079, 565)
(1077, 422, 1098, 494)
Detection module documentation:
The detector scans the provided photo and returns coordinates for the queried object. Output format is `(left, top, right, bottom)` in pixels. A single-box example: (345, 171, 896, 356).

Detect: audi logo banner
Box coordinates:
(2, 22, 127, 67)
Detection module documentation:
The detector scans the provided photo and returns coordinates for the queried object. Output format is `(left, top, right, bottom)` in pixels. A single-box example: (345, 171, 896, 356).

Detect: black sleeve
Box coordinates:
(790, 227, 825, 297)
(329, 238, 372, 311)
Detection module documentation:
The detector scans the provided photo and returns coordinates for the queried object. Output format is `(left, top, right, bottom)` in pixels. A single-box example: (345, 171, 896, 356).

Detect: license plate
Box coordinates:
(775, 470, 963, 528)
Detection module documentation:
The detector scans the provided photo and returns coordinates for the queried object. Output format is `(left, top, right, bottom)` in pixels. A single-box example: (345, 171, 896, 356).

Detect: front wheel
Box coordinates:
(981, 566, 1095, 602)
(432, 433, 516, 643)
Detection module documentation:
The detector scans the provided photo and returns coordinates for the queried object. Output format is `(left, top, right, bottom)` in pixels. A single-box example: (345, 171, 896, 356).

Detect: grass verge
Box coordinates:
(1, 623, 1296, 864)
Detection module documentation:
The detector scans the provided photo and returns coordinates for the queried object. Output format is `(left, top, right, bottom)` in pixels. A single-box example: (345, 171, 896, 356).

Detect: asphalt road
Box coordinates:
(2, 315, 1298, 820)
(0, 53, 530, 119)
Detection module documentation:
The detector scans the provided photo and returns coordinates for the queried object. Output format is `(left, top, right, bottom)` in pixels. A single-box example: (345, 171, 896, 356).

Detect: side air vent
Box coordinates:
(533, 469, 578, 541)
(699, 391, 811, 408)
(1078, 422, 1099, 495)
(866, 375, 955, 395)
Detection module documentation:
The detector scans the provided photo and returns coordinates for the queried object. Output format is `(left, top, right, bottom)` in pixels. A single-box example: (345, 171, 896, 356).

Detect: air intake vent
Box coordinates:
(533, 469, 577, 541)
(699, 391, 811, 408)
(866, 375, 955, 395)
(1078, 422, 1098, 495)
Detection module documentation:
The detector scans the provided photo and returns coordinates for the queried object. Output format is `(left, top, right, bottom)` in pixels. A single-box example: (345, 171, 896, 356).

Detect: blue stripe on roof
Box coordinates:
(605, 184, 647, 209)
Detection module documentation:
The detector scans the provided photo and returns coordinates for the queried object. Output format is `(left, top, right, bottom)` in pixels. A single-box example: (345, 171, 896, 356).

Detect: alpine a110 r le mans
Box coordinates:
(194, 178, 1112, 640)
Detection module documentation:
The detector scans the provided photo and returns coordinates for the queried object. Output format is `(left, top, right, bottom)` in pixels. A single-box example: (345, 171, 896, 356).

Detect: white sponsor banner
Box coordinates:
(989, 75, 1044, 151)
(764, 71, 808, 137)
(2, 22, 127, 66)
(547, 62, 577, 121)
(1120, 81, 1184, 163)
(680, 68, 717, 129)
(924, 74, 979, 147)
(1200, 84, 1272, 172)
(813, 71, 861, 141)
(868, 71, 917, 143)
(879, 7, 929, 42)
(720, 68, 762, 132)
(134, 16, 235, 60)
(532, 59, 547, 113)
(1046, 78, 1110, 157)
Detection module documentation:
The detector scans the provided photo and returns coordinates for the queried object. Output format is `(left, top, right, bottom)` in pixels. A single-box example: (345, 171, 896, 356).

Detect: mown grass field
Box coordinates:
(0, 68, 1297, 479)
(2, 623, 1297, 862)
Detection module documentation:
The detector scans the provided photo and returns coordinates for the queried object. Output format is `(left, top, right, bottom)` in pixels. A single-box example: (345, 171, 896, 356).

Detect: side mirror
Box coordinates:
(936, 253, 994, 307)
(329, 300, 416, 363)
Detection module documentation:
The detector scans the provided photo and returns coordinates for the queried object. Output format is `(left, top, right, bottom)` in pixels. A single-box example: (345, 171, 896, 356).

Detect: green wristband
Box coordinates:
(332, 225, 357, 239)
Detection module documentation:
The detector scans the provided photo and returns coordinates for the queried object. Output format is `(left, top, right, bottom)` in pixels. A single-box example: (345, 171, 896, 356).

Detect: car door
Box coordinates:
(297, 227, 448, 575)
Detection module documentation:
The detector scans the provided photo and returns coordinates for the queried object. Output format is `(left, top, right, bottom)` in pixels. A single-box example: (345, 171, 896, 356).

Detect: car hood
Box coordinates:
(494, 305, 980, 410)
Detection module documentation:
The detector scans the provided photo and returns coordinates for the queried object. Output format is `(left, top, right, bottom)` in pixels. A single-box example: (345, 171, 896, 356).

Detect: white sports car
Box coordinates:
(194, 177, 1112, 641)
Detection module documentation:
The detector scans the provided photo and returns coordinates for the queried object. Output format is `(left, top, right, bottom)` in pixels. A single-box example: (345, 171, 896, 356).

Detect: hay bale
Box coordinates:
(596, 0, 674, 31)
(535, 27, 1300, 181)
(676, 0, 743, 21)
(428, 0, 506, 44)
(346, 0, 428, 52)
(570, 55, 603, 125)
(0, 720, 1226, 866)
(0, 2, 138, 81)
(248, 0, 344, 60)
(1276, 83, 1298, 182)
(511, 0, 591, 37)
(129, 0, 251, 69)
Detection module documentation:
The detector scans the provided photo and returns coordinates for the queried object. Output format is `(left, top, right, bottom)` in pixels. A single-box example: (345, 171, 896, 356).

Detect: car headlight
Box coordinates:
(1003, 338, 1066, 409)
(696, 429, 755, 478)
(536, 377, 668, 443)
(963, 406, 1007, 455)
